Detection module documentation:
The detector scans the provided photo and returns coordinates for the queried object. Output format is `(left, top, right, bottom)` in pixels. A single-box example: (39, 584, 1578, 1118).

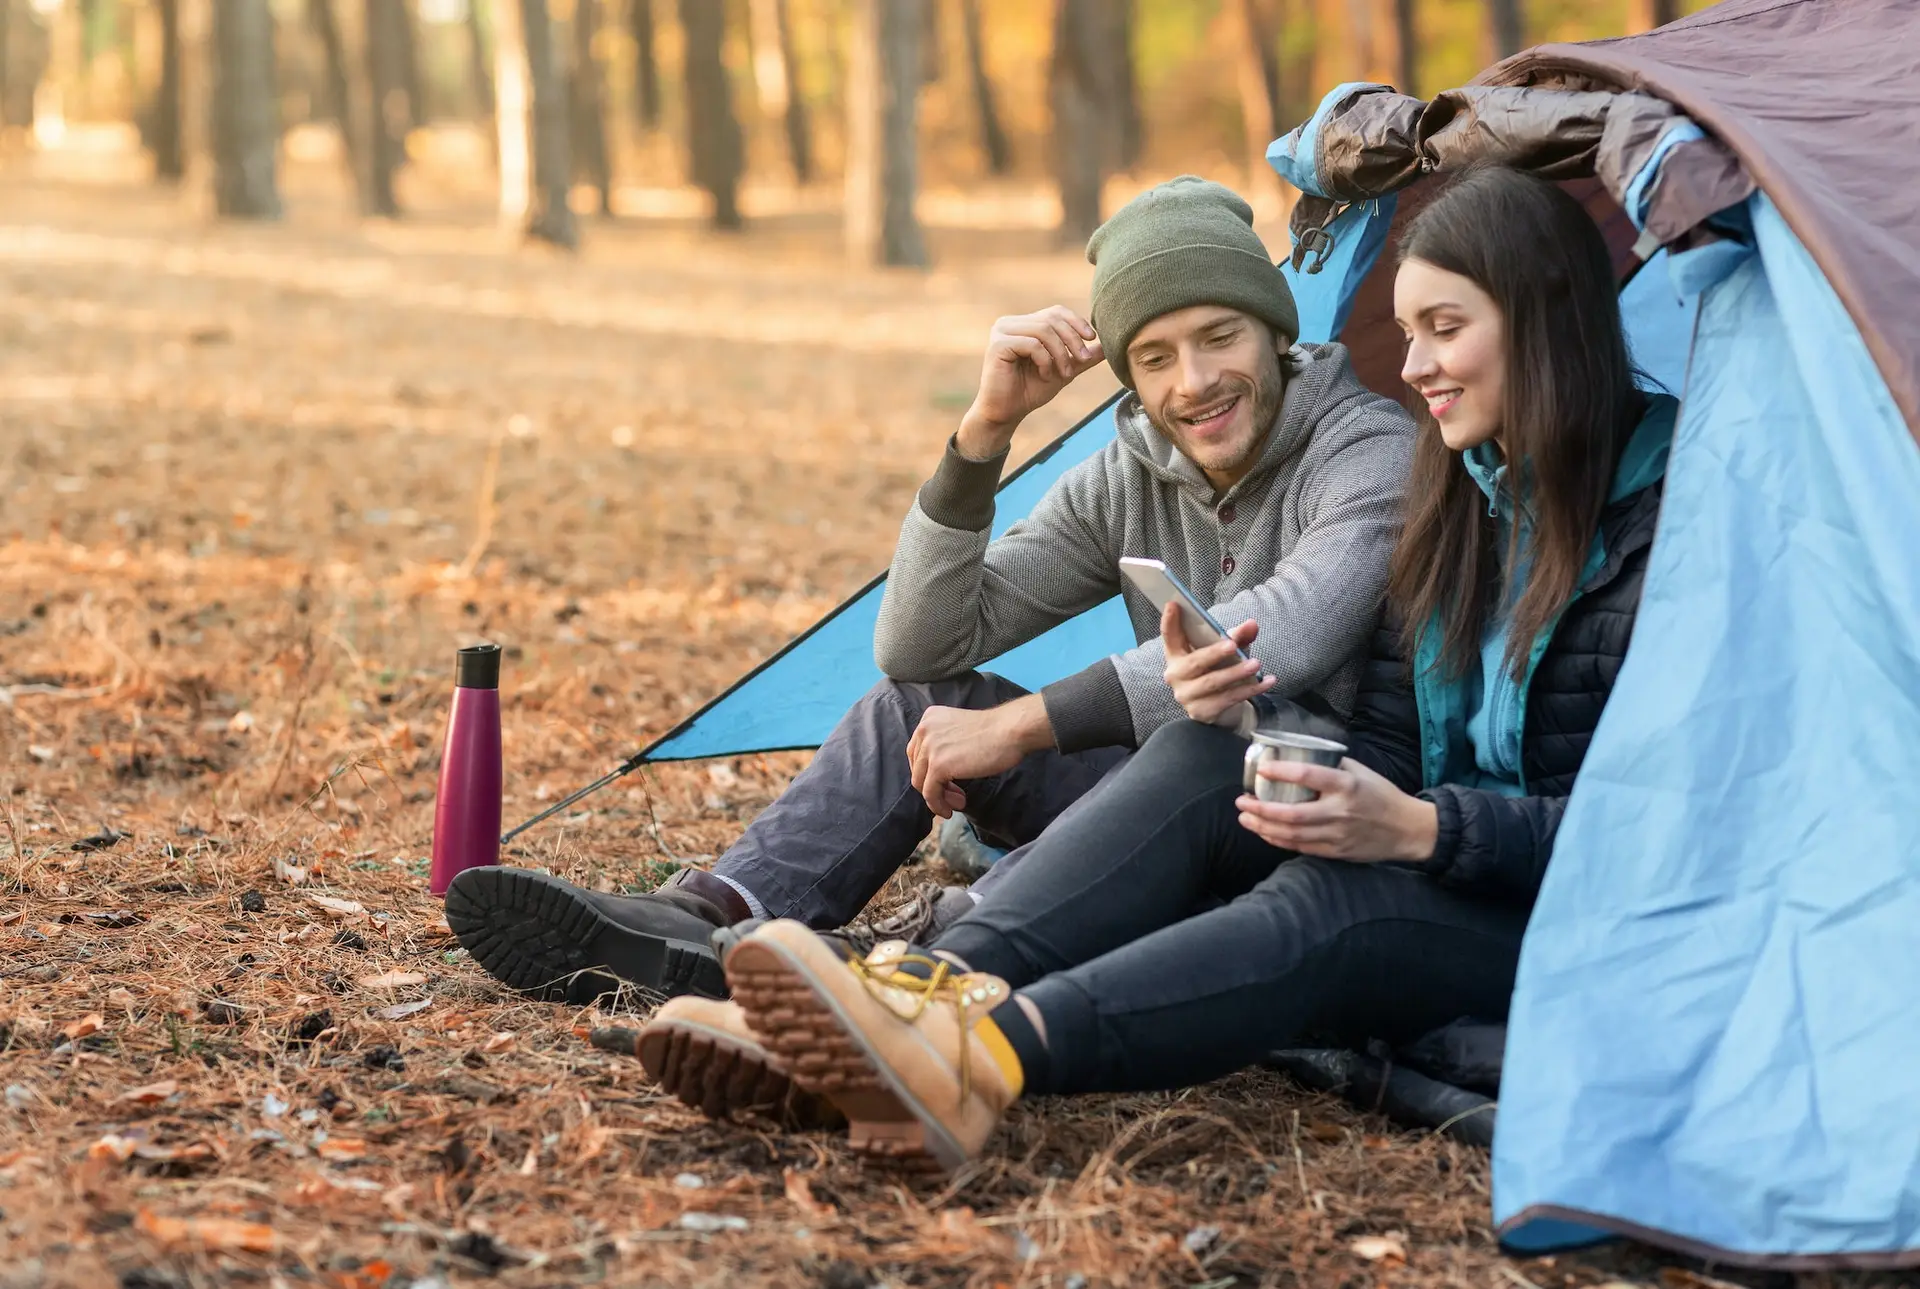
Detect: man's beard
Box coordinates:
(1143, 355, 1287, 478)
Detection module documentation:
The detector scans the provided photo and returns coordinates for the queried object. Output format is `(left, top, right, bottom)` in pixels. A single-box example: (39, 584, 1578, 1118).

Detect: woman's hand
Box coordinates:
(1237, 758, 1439, 862)
(1161, 601, 1275, 727)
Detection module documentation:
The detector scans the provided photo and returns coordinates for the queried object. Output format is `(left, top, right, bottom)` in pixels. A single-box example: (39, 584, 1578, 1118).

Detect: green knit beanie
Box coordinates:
(1087, 176, 1299, 387)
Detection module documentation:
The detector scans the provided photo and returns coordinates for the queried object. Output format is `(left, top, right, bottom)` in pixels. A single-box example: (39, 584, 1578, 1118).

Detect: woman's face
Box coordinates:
(1394, 258, 1506, 452)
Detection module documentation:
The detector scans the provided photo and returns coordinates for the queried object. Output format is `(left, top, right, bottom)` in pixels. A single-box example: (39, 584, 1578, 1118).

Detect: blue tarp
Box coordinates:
(641, 196, 1397, 764)
(1495, 192, 1920, 1261)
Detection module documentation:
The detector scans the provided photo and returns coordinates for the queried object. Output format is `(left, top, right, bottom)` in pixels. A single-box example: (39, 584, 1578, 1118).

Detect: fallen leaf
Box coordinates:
(481, 1031, 516, 1053)
(133, 1142, 214, 1165)
(89, 1133, 141, 1162)
(107, 987, 137, 1010)
(113, 1080, 178, 1106)
(135, 1208, 276, 1253)
(0, 910, 22, 927)
(272, 855, 310, 886)
(1303, 1120, 1346, 1143)
(316, 1137, 367, 1161)
(782, 1168, 834, 1223)
(677, 1212, 748, 1234)
(586, 1025, 641, 1056)
(70, 828, 130, 853)
(373, 998, 433, 1020)
(330, 1257, 393, 1289)
(424, 918, 452, 936)
(309, 895, 366, 919)
(358, 971, 428, 990)
(33, 923, 63, 938)
(1182, 1224, 1221, 1255)
(63, 909, 142, 928)
(1350, 1234, 1407, 1264)
(60, 1013, 104, 1041)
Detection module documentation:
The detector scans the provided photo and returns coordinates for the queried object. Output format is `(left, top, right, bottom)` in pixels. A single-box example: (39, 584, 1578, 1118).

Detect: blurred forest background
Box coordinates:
(2, 0, 1715, 254)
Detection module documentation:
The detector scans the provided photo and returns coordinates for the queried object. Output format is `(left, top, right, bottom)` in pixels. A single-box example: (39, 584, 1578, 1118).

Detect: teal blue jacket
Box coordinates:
(1412, 395, 1678, 794)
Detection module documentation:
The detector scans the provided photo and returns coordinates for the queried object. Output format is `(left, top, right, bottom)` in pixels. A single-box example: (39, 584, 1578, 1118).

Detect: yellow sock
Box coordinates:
(970, 1015, 1026, 1099)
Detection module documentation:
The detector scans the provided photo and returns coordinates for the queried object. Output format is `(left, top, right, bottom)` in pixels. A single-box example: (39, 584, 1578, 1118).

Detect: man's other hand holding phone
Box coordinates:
(1162, 601, 1276, 727)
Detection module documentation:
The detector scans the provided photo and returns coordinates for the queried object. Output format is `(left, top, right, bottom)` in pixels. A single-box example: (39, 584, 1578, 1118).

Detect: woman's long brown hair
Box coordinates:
(1389, 168, 1646, 681)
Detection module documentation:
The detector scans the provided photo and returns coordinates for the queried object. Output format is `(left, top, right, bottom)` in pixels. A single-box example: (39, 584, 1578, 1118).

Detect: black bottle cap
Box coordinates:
(455, 643, 501, 689)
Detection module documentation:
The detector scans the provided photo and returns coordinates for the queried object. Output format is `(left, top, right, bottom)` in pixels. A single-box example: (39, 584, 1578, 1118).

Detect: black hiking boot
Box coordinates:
(446, 866, 751, 1003)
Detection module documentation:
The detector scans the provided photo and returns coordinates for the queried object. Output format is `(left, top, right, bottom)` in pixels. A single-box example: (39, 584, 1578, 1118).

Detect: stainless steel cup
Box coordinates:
(1242, 731, 1348, 804)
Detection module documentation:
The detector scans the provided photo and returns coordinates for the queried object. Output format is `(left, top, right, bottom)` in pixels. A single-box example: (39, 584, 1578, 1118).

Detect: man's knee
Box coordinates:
(857, 671, 1023, 723)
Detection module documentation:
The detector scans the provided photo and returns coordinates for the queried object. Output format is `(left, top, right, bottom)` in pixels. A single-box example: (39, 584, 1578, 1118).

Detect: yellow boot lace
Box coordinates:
(846, 951, 1006, 1102)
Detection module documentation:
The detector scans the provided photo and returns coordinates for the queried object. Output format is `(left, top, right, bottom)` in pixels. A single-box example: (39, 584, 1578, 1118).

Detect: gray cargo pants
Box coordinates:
(712, 672, 1132, 928)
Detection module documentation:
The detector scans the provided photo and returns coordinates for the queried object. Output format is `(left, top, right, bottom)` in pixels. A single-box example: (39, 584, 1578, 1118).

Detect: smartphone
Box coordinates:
(1118, 557, 1254, 664)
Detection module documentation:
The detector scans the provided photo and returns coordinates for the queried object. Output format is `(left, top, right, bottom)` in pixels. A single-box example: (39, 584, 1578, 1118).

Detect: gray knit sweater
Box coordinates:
(873, 342, 1415, 752)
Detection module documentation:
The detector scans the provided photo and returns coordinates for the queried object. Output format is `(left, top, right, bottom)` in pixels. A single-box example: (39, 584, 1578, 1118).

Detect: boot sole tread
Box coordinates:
(726, 939, 959, 1175)
(636, 1021, 844, 1130)
(445, 868, 727, 1003)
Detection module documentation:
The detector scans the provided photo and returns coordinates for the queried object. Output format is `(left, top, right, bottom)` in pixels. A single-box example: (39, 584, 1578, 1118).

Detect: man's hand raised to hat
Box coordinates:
(957, 307, 1106, 460)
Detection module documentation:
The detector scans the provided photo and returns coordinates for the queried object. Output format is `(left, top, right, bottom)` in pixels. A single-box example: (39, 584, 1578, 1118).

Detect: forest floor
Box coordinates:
(0, 136, 1908, 1289)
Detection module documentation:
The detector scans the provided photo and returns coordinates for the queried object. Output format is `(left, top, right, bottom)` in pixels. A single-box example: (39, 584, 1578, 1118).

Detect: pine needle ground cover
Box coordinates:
(0, 162, 1901, 1289)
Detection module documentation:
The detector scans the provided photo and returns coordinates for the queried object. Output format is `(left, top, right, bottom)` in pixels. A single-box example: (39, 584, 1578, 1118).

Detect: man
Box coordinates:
(446, 176, 1414, 1002)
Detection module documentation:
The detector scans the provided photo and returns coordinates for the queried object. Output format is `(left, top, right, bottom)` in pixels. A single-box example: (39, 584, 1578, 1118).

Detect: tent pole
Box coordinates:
(498, 757, 645, 844)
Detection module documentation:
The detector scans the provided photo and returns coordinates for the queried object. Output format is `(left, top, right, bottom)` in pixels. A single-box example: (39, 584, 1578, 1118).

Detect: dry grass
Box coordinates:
(1, 148, 1911, 1289)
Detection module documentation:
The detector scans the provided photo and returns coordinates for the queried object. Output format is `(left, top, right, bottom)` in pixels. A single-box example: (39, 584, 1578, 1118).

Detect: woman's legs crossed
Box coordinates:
(1015, 857, 1531, 1095)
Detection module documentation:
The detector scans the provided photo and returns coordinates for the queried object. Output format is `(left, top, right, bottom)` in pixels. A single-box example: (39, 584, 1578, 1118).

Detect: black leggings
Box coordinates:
(931, 721, 1532, 1096)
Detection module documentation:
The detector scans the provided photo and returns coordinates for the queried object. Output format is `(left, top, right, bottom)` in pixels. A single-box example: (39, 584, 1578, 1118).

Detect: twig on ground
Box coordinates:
(261, 626, 319, 804)
(455, 425, 506, 580)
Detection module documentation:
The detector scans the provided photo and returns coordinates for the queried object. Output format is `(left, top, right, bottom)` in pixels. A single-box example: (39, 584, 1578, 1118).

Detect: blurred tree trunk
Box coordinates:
(679, 0, 742, 229)
(1393, 0, 1416, 95)
(569, 0, 611, 213)
(1487, 0, 1522, 59)
(465, 0, 493, 117)
(365, 0, 405, 214)
(748, 0, 810, 183)
(1111, 0, 1140, 169)
(1627, 0, 1676, 31)
(493, 0, 531, 223)
(209, 0, 280, 217)
(628, 0, 657, 129)
(957, 0, 1007, 175)
(394, 0, 423, 126)
(306, 0, 362, 200)
(0, 0, 11, 125)
(918, 0, 937, 83)
(1050, 0, 1124, 246)
(149, 0, 186, 177)
(845, 0, 925, 266)
(520, 0, 575, 244)
(1233, 0, 1279, 205)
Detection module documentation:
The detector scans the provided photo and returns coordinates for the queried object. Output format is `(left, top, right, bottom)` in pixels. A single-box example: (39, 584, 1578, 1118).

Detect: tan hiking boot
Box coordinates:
(724, 919, 1023, 1173)
(636, 996, 843, 1130)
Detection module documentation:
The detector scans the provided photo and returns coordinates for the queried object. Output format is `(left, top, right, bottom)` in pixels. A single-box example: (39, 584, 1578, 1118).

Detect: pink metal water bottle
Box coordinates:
(430, 643, 503, 896)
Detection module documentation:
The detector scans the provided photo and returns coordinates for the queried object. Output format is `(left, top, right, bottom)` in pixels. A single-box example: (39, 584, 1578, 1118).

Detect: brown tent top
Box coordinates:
(1293, 0, 1920, 440)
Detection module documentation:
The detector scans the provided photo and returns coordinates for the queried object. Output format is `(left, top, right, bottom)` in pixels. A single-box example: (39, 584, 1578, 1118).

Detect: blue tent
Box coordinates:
(1257, 1, 1920, 1271)
(581, 0, 1920, 1270)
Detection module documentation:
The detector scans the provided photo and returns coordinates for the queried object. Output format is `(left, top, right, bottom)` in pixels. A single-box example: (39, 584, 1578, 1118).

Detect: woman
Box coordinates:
(639, 167, 1678, 1172)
